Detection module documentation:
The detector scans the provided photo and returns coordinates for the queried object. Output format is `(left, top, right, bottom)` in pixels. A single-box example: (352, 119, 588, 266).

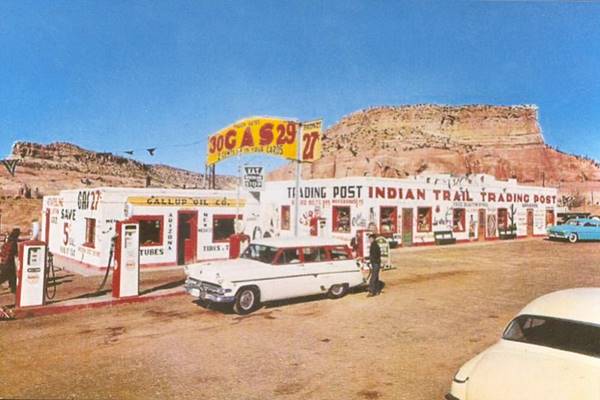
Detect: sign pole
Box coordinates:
(294, 123, 303, 237)
(236, 152, 241, 223)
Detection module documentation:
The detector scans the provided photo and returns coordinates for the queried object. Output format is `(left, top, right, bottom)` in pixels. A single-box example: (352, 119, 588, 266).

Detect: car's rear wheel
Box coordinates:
(233, 287, 260, 315)
(568, 233, 578, 243)
(328, 284, 348, 299)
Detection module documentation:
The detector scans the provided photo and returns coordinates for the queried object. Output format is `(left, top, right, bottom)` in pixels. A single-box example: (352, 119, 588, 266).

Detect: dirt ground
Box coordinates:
(1, 238, 599, 400)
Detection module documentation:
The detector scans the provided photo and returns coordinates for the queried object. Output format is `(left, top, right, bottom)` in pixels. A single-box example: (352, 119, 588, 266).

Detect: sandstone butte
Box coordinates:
(270, 104, 600, 209)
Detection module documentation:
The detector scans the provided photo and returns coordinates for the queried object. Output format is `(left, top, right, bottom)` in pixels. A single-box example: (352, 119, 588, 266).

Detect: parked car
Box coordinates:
(446, 288, 600, 400)
(184, 237, 366, 314)
(547, 218, 600, 243)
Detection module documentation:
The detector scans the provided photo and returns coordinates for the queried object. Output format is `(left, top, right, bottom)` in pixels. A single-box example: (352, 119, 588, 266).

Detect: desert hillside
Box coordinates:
(271, 104, 600, 209)
(0, 142, 235, 233)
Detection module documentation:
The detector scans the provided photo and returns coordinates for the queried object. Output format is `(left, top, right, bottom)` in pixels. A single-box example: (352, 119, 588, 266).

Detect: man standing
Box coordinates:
(367, 234, 381, 297)
(0, 228, 20, 295)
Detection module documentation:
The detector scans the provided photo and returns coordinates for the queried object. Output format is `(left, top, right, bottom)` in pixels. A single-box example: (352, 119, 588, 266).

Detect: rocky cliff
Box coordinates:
(0, 142, 235, 232)
(271, 105, 600, 207)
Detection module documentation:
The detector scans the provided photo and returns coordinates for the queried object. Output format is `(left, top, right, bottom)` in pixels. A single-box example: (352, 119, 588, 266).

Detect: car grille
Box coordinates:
(186, 278, 223, 294)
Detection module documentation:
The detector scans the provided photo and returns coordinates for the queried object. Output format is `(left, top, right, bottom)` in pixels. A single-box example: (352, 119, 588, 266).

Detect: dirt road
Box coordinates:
(1, 239, 599, 400)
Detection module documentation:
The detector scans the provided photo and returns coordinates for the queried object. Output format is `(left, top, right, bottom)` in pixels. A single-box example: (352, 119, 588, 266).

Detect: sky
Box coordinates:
(1, 0, 600, 176)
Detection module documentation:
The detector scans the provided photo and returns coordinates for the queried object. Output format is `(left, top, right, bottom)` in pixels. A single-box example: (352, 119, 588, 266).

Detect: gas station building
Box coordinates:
(42, 188, 260, 272)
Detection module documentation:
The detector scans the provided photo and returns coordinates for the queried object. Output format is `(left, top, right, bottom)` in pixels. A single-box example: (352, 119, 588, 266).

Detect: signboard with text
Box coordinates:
(205, 117, 322, 165)
(243, 165, 265, 192)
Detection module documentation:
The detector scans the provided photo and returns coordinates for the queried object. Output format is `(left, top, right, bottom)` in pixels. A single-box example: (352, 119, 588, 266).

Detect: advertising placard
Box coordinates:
(242, 165, 265, 191)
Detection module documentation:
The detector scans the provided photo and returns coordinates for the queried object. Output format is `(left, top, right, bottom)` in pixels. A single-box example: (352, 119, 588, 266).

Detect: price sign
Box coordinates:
(206, 117, 322, 165)
(301, 119, 322, 162)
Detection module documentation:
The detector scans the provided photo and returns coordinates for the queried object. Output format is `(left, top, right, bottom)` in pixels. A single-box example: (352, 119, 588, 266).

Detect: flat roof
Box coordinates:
(518, 288, 600, 326)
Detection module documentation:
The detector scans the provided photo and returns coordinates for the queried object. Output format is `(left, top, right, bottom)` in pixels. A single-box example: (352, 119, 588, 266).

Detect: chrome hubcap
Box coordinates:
(240, 290, 254, 310)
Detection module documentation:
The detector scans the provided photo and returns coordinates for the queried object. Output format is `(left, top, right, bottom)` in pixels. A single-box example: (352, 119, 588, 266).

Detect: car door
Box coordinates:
(317, 246, 356, 289)
(265, 247, 312, 301)
(300, 246, 331, 295)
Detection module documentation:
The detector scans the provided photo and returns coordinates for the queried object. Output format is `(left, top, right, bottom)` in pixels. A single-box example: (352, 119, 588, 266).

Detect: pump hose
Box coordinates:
(96, 237, 115, 293)
(45, 252, 57, 300)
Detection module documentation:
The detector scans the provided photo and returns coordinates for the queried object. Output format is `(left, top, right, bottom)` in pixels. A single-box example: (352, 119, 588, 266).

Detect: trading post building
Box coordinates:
(260, 174, 558, 245)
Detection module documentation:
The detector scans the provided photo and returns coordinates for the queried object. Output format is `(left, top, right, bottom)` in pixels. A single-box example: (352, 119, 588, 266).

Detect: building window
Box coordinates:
(417, 207, 432, 232)
(452, 208, 466, 232)
(281, 205, 290, 231)
(332, 206, 351, 233)
(380, 207, 397, 233)
(545, 209, 555, 227)
(498, 208, 508, 230)
(137, 217, 163, 246)
(213, 215, 238, 242)
(84, 218, 96, 248)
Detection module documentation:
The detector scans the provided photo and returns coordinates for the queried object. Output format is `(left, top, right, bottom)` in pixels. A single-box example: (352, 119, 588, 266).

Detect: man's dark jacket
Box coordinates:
(369, 240, 381, 265)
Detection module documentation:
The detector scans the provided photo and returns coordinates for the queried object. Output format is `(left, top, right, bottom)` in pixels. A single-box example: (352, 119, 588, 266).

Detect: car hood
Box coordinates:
(185, 258, 266, 284)
(465, 340, 600, 399)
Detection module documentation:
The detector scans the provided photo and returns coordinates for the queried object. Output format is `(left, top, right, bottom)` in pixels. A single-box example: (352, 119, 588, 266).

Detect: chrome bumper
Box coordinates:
(184, 278, 235, 303)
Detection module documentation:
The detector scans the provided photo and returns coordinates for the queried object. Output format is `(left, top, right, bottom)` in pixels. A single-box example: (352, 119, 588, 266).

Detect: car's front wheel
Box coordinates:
(233, 286, 260, 315)
(328, 284, 349, 299)
(568, 233, 579, 243)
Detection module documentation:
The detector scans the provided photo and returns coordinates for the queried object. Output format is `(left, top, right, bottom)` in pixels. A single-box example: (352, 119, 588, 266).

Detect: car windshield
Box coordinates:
(240, 244, 277, 264)
(565, 219, 582, 226)
(503, 314, 600, 358)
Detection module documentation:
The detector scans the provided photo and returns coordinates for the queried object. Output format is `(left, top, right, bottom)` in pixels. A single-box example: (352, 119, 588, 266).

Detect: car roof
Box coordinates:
(518, 288, 600, 326)
(251, 236, 348, 248)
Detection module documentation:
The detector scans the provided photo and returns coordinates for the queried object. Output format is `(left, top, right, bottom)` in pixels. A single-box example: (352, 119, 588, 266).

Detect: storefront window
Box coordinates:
(417, 207, 432, 232)
(332, 206, 351, 233)
(452, 208, 466, 232)
(380, 207, 397, 233)
(213, 215, 237, 242)
(84, 218, 96, 248)
(139, 218, 163, 246)
(281, 205, 290, 231)
(498, 208, 509, 230)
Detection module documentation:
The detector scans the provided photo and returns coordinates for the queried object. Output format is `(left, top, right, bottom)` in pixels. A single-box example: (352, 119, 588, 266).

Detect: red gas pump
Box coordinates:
(113, 220, 140, 298)
(16, 240, 47, 308)
(229, 233, 250, 259)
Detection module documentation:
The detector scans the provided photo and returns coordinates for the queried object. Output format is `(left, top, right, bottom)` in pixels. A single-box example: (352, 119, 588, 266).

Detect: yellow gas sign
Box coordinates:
(205, 117, 322, 165)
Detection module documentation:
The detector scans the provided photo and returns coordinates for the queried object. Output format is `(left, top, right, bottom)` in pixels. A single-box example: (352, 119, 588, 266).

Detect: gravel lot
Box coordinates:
(1, 238, 599, 400)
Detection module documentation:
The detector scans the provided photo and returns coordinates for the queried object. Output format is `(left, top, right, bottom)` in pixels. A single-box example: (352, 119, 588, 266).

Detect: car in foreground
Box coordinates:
(184, 237, 366, 314)
(547, 218, 600, 243)
(446, 288, 600, 400)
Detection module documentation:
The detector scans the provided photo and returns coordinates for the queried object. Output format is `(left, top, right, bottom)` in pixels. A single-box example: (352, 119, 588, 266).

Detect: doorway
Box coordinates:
(401, 208, 413, 246)
(177, 210, 198, 265)
(478, 209, 486, 241)
(527, 209, 534, 237)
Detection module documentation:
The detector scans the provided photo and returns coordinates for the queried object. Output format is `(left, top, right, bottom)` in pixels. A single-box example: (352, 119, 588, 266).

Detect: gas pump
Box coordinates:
(356, 229, 372, 259)
(16, 240, 48, 308)
(229, 233, 250, 259)
(112, 220, 140, 298)
(310, 217, 327, 237)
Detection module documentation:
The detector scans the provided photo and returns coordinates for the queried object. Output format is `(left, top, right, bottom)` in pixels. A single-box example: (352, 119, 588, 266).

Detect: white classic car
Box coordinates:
(184, 237, 366, 314)
(446, 288, 600, 400)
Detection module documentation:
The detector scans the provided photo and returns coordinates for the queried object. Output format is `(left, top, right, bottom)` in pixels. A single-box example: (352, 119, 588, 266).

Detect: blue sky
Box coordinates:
(1, 0, 599, 175)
